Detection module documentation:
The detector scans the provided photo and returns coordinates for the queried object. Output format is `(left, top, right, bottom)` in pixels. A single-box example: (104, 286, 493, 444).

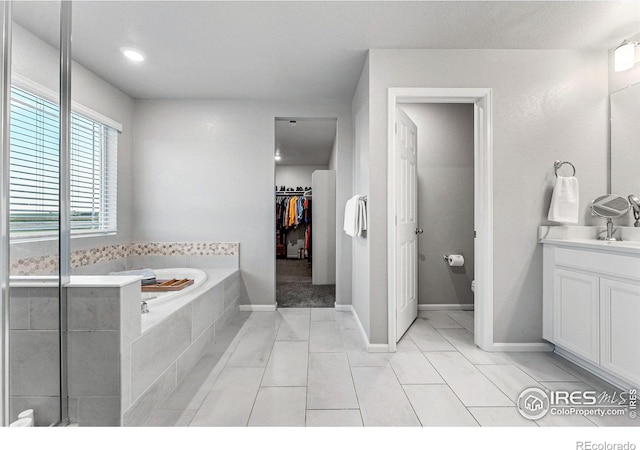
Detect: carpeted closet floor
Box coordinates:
(276, 259, 335, 308)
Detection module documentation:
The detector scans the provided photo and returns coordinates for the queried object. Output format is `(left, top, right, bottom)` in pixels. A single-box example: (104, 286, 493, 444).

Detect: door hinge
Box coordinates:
(395, 123, 398, 134)
(474, 230, 477, 238)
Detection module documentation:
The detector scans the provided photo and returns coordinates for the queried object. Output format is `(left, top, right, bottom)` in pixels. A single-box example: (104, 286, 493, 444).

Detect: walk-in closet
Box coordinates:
(274, 118, 337, 308)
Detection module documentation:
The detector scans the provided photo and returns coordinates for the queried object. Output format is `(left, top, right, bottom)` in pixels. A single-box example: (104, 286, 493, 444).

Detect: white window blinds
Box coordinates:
(10, 85, 118, 238)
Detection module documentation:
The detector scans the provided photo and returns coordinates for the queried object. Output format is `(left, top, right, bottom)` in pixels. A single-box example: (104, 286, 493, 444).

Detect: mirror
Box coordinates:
(590, 194, 630, 241)
(591, 194, 630, 218)
(610, 82, 640, 227)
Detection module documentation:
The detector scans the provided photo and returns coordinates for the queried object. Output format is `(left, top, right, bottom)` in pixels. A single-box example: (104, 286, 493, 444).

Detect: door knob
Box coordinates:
(415, 228, 424, 234)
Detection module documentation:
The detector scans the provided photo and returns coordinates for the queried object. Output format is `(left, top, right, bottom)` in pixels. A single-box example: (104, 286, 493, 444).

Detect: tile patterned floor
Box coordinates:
(145, 308, 637, 427)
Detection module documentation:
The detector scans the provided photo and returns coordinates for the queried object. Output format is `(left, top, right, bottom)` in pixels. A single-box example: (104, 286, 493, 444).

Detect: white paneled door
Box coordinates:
(395, 107, 419, 341)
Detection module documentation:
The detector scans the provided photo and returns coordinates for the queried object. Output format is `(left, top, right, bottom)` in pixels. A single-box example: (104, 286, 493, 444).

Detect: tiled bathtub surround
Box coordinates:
(67, 282, 140, 426)
(8, 278, 138, 426)
(10, 241, 240, 275)
(8, 284, 61, 426)
(129, 242, 238, 257)
(8, 268, 243, 426)
(122, 269, 241, 426)
(10, 255, 60, 276)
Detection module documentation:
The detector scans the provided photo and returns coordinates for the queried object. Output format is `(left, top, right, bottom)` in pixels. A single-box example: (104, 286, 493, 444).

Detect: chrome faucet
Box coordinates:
(629, 195, 640, 227)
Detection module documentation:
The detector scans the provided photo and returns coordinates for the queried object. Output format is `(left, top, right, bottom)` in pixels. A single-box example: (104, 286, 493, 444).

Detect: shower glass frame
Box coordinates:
(0, 1, 73, 427)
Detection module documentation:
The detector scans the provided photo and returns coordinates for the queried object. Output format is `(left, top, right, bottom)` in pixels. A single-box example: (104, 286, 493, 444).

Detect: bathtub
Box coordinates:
(141, 267, 208, 307)
(123, 267, 241, 425)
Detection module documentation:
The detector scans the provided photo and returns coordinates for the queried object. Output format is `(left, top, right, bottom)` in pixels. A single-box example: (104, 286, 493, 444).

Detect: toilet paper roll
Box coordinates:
(10, 418, 33, 427)
(447, 254, 464, 267)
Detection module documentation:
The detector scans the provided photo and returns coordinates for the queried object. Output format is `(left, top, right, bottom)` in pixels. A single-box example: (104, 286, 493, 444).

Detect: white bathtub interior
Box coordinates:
(140, 267, 208, 306)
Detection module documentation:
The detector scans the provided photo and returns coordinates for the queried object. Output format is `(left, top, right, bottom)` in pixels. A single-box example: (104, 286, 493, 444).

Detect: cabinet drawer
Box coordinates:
(555, 247, 640, 281)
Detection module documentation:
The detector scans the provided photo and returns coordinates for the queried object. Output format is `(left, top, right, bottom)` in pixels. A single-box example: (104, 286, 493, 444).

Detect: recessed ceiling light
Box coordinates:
(120, 47, 145, 62)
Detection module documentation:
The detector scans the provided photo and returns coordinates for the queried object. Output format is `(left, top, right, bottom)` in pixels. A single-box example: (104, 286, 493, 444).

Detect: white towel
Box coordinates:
(548, 176, 579, 224)
(343, 195, 358, 236)
(357, 197, 367, 236)
(344, 195, 367, 237)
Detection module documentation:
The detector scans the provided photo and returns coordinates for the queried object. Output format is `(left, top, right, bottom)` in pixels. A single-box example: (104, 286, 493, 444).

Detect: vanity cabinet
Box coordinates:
(543, 241, 640, 389)
(599, 279, 640, 386)
(553, 269, 599, 364)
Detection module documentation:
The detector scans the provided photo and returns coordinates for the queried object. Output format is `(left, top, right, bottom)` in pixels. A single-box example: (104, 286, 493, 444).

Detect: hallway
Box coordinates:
(142, 308, 632, 427)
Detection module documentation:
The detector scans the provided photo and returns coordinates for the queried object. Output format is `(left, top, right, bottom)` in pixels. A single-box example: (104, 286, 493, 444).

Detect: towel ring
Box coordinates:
(554, 160, 576, 177)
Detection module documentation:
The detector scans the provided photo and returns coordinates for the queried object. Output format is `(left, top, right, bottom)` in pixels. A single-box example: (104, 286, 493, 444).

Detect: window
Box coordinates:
(10, 85, 118, 239)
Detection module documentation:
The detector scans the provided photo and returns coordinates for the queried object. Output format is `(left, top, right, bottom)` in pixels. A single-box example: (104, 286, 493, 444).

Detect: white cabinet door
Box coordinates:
(600, 278, 640, 387)
(553, 269, 599, 363)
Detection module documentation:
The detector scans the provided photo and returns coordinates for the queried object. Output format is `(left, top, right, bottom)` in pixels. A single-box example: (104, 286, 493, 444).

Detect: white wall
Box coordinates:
(402, 103, 474, 307)
(276, 165, 327, 190)
(351, 55, 370, 336)
(10, 23, 135, 261)
(133, 100, 352, 307)
(328, 129, 338, 171)
(356, 49, 609, 344)
(333, 114, 354, 307)
(312, 170, 336, 285)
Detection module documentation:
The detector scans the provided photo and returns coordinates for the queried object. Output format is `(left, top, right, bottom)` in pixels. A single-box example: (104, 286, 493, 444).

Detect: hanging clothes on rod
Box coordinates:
(275, 190, 313, 259)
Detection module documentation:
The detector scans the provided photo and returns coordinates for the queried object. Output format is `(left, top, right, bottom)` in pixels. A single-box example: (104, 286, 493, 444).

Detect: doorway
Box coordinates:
(274, 117, 337, 308)
(387, 88, 494, 352)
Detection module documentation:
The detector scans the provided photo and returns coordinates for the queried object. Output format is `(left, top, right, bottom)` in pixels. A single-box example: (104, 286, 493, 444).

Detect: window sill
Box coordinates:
(10, 231, 117, 244)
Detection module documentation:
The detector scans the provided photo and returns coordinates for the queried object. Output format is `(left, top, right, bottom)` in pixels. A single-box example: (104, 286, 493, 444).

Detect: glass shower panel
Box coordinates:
(70, 1, 123, 275)
(8, 1, 63, 426)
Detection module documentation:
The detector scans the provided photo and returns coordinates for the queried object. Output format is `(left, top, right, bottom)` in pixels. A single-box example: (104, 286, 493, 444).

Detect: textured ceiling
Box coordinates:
(12, 1, 640, 101)
(275, 118, 337, 166)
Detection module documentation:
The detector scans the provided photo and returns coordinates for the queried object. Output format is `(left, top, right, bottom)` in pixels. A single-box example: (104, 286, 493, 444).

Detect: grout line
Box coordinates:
(246, 311, 281, 426)
(423, 333, 582, 427)
(186, 311, 258, 426)
(340, 323, 364, 426)
(305, 309, 311, 427)
(389, 357, 423, 426)
(419, 348, 482, 427)
(445, 310, 474, 332)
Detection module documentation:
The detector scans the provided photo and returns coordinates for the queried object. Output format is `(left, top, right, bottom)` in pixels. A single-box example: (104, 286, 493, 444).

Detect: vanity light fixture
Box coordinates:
(120, 47, 145, 62)
(614, 40, 637, 72)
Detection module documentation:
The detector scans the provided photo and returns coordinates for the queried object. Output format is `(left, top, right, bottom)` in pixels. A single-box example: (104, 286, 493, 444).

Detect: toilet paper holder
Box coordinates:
(443, 254, 464, 267)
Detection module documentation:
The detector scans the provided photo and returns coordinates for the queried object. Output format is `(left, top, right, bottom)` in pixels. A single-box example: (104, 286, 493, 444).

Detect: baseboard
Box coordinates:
(418, 304, 474, 311)
(368, 343, 391, 353)
(349, 305, 370, 349)
(491, 342, 554, 352)
(345, 305, 391, 352)
(238, 304, 277, 312)
(554, 346, 632, 391)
